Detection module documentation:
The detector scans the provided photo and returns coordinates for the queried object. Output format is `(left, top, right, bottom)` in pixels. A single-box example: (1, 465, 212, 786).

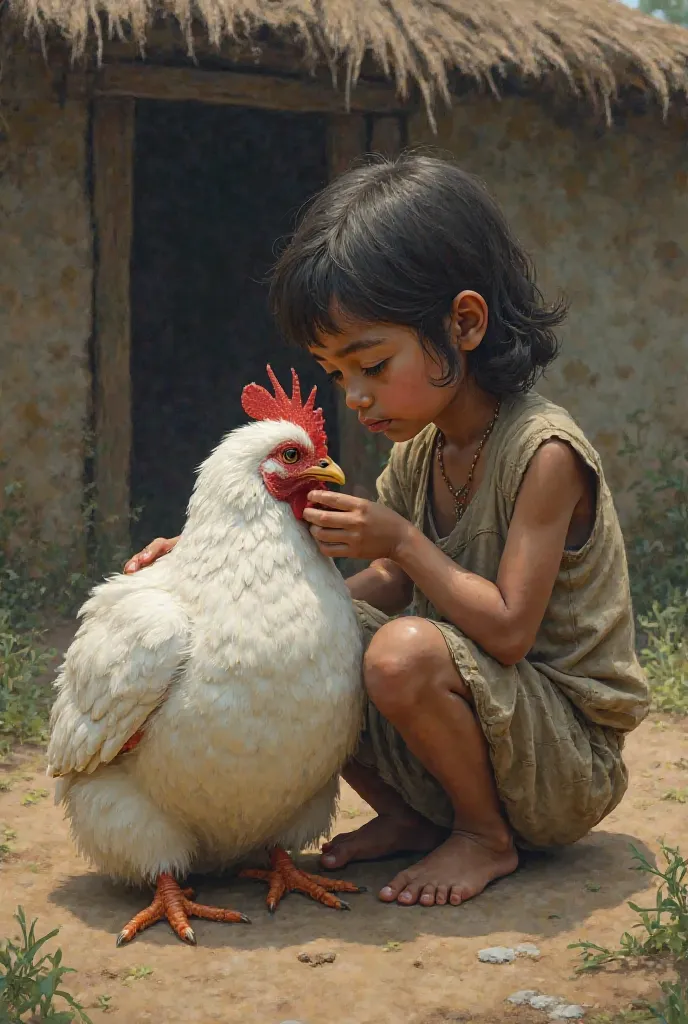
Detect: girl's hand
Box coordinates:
(124, 536, 179, 574)
(303, 491, 412, 562)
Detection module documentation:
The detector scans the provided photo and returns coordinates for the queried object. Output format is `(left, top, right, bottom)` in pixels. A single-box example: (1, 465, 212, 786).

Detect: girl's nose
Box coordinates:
(345, 390, 373, 411)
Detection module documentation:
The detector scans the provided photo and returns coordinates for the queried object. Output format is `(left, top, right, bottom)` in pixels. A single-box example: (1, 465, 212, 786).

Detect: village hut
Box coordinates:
(0, 0, 687, 554)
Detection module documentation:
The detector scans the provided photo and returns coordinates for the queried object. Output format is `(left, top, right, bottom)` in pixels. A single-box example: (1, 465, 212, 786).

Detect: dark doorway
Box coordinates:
(130, 101, 334, 547)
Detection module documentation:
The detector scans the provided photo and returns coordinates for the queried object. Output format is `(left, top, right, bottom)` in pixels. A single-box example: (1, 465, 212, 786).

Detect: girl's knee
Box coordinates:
(363, 617, 453, 716)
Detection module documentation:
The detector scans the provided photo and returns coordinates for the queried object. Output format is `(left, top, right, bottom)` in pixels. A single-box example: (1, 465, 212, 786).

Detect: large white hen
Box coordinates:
(47, 366, 365, 945)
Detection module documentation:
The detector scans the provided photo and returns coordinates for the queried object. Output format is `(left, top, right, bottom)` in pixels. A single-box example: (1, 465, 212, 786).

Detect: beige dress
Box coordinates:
(353, 391, 649, 850)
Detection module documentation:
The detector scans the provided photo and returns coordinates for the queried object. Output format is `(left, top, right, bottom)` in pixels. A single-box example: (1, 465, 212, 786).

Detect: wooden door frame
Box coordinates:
(90, 63, 406, 551)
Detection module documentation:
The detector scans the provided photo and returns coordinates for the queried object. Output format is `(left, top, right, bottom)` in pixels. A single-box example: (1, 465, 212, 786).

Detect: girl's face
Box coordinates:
(309, 319, 455, 442)
(308, 296, 487, 443)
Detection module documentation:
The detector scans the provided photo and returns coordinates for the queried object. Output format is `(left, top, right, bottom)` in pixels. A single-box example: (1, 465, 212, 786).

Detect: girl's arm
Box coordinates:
(304, 440, 589, 666)
(346, 559, 414, 616)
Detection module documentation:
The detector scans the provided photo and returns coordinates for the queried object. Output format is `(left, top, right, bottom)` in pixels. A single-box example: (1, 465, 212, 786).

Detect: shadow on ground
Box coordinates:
(49, 829, 653, 952)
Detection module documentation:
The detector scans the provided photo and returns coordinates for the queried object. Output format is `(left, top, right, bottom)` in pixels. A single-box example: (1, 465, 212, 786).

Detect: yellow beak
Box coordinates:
(298, 456, 346, 487)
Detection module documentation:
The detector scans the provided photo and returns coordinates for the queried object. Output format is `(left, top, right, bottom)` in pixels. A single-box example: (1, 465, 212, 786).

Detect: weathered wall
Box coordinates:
(0, 47, 92, 543)
(410, 97, 688, 520)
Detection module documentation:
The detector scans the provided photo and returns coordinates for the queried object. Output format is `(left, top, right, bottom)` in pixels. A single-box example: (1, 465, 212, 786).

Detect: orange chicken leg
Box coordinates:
(116, 873, 250, 946)
(240, 846, 365, 912)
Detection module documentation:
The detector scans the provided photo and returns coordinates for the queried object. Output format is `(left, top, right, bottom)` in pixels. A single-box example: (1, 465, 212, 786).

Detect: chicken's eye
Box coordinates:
(282, 447, 301, 464)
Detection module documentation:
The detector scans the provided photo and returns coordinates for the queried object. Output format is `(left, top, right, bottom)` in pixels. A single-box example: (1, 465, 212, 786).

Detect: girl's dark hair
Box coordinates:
(270, 154, 567, 394)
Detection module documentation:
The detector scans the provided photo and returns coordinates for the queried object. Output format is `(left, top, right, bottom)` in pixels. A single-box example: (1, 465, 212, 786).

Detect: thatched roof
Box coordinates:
(6, 0, 688, 113)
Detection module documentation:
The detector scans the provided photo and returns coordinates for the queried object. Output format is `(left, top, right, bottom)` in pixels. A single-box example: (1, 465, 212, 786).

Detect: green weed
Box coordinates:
(0, 825, 16, 861)
(0, 471, 138, 757)
(0, 906, 92, 1022)
(123, 965, 153, 982)
(20, 789, 49, 808)
(570, 842, 688, 972)
(662, 790, 688, 805)
(0, 612, 54, 758)
(591, 986, 688, 1024)
(620, 414, 688, 716)
(647, 981, 688, 1024)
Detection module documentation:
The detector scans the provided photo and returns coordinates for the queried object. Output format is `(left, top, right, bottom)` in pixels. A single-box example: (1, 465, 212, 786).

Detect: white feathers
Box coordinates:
(186, 420, 313, 522)
(47, 581, 189, 779)
(49, 418, 364, 883)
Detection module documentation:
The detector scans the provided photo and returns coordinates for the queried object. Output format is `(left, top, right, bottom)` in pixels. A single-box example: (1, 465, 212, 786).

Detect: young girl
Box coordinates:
(125, 155, 648, 910)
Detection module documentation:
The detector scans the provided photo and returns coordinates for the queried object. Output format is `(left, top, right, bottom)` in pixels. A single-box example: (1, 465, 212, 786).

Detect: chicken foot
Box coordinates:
(116, 873, 250, 946)
(240, 846, 365, 912)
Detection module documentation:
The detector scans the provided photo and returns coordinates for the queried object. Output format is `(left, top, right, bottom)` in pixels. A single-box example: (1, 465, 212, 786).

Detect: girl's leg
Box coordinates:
(321, 617, 518, 907)
(321, 758, 448, 865)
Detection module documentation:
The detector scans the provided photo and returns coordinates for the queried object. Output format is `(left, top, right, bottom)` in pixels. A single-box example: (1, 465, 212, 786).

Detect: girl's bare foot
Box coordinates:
(380, 829, 518, 907)
(320, 813, 446, 870)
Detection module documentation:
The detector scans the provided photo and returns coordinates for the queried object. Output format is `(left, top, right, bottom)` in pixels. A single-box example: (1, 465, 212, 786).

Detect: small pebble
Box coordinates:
(478, 945, 516, 963)
(531, 996, 565, 1011)
(297, 951, 336, 967)
(413, 958, 424, 968)
(549, 1006, 585, 1020)
(506, 991, 585, 1020)
(515, 942, 541, 958)
(507, 991, 540, 1005)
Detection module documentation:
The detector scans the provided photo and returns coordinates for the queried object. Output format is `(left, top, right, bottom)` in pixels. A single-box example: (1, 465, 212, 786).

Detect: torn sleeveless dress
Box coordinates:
(352, 391, 649, 849)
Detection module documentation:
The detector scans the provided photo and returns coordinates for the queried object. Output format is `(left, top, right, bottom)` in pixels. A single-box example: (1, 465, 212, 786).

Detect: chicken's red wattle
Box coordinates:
(289, 484, 330, 521)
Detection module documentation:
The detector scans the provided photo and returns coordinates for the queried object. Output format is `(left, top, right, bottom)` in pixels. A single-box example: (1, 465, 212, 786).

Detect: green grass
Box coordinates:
(647, 982, 688, 1024)
(570, 842, 688, 972)
(620, 413, 688, 717)
(0, 472, 137, 759)
(591, 991, 688, 1024)
(0, 613, 54, 759)
(572, 843, 688, 1024)
(0, 907, 92, 1022)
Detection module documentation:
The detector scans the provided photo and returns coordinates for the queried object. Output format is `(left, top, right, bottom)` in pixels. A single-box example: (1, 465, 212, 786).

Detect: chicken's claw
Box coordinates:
(240, 847, 364, 913)
(116, 873, 250, 946)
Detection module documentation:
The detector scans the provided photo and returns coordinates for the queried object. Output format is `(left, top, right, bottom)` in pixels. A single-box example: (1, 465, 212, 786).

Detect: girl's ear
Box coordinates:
(450, 291, 488, 352)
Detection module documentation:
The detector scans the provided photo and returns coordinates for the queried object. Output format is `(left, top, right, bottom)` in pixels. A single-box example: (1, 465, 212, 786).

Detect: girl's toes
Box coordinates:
(449, 885, 465, 906)
(419, 884, 436, 906)
(435, 886, 448, 906)
(379, 869, 411, 903)
(397, 879, 424, 905)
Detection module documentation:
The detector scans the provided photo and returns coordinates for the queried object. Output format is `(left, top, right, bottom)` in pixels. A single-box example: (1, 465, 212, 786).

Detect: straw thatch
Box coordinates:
(6, 0, 688, 112)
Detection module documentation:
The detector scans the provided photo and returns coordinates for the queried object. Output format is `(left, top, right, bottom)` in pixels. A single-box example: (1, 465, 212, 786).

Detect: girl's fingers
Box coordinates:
(309, 526, 355, 544)
(307, 490, 360, 511)
(303, 507, 354, 528)
(123, 537, 170, 573)
(316, 544, 350, 558)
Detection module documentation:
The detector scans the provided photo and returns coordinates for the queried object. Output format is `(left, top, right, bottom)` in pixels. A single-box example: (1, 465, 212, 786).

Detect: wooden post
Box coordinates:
(327, 112, 367, 178)
(92, 96, 135, 554)
(370, 115, 404, 158)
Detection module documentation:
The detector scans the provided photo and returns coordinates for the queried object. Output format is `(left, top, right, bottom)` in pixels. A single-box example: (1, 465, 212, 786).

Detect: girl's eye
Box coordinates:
(326, 370, 342, 385)
(282, 448, 301, 464)
(363, 360, 387, 378)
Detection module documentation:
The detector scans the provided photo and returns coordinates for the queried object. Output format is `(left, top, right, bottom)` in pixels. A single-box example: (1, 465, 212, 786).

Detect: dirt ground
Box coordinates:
(1, 711, 686, 1024)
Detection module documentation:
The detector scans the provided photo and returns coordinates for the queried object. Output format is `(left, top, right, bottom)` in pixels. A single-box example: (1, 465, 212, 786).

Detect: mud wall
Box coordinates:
(0, 48, 92, 543)
(410, 97, 688, 516)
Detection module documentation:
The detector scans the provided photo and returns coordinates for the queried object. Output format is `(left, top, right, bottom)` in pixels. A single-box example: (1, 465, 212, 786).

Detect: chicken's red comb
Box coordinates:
(241, 365, 328, 458)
